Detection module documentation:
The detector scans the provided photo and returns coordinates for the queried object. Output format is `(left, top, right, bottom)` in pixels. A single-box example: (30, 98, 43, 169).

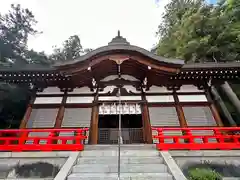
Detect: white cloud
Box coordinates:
(0, 0, 169, 54)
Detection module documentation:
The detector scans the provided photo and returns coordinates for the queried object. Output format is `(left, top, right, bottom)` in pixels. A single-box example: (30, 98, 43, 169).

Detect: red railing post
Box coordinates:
(233, 135, 239, 144)
(19, 130, 28, 145)
(76, 129, 83, 144)
(158, 128, 164, 144)
(151, 127, 165, 150)
(173, 136, 179, 143)
(185, 129, 194, 143)
(202, 136, 208, 144)
(47, 131, 55, 145)
(213, 128, 224, 143)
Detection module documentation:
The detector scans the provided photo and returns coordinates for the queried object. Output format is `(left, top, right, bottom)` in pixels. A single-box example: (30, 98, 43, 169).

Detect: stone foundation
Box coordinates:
(170, 150, 240, 178)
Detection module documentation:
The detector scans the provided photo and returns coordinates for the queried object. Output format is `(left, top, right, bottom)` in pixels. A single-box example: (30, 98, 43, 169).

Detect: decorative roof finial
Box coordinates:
(108, 30, 130, 45)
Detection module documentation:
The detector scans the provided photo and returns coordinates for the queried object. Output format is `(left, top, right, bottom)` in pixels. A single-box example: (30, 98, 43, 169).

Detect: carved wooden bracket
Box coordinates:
(59, 87, 74, 92)
(196, 83, 208, 91)
(36, 87, 44, 93)
(35, 83, 48, 92)
(166, 85, 181, 91)
(108, 55, 130, 65)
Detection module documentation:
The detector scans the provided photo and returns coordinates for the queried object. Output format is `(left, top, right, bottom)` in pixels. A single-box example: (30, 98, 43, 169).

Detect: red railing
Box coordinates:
(152, 127, 240, 150)
(0, 128, 88, 152)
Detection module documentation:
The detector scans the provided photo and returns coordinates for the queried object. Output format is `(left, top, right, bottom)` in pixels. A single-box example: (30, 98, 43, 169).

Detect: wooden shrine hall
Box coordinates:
(0, 32, 240, 145)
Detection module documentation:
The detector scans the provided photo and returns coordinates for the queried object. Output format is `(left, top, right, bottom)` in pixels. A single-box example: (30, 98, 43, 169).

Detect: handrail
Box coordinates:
(152, 127, 240, 150)
(0, 128, 88, 152)
(117, 87, 122, 180)
(152, 127, 240, 131)
(0, 128, 89, 132)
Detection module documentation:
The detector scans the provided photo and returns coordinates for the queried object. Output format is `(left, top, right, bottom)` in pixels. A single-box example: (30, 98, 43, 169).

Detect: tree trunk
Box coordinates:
(220, 81, 240, 117)
(211, 86, 237, 126)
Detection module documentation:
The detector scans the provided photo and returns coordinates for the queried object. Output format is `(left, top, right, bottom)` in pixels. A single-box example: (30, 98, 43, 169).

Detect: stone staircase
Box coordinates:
(67, 145, 173, 180)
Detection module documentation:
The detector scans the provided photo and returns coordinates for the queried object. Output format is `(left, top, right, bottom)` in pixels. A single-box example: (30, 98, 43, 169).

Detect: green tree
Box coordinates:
(26, 50, 53, 65)
(156, 0, 240, 125)
(50, 35, 83, 62)
(0, 84, 31, 129)
(0, 4, 47, 129)
(157, 0, 240, 62)
(0, 4, 39, 64)
(50, 35, 92, 62)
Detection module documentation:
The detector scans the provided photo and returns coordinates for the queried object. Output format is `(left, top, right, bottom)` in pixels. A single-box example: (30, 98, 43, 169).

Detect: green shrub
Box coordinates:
(188, 168, 222, 180)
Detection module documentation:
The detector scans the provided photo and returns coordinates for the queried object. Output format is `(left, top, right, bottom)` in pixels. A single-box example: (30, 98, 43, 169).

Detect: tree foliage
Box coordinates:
(0, 83, 30, 129)
(0, 4, 39, 64)
(50, 35, 91, 62)
(157, 0, 240, 62)
(0, 4, 92, 128)
(26, 50, 53, 65)
(0, 4, 45, 128)
(157, 0, 240, 125)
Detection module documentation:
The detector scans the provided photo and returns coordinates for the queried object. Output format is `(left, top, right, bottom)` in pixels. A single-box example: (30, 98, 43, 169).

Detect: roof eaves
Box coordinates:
(54, 44, 185, 67)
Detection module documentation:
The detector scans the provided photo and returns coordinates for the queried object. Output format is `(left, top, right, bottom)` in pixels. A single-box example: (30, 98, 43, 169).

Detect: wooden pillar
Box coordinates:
(19, 91, 36, 129)
(54, 92, 67, 128)
(141, 91, 152, 144)
(89, 89, 99, 144)
(140, 104, 146, 143)
(173, 91, 189, 143)
(173, 92, 188, 128)
(205, 88, 224, 127)
(209, 104, 224, 127)
(19, 105, 33, 129)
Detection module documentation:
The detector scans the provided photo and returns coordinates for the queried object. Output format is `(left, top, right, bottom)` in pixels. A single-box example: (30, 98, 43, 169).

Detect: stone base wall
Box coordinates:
(0, 152, 72, 179)
(170, 150, 240, 178)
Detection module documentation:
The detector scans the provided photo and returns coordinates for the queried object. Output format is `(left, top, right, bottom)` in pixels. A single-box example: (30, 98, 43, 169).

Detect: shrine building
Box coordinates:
(0, 32, 240, 145)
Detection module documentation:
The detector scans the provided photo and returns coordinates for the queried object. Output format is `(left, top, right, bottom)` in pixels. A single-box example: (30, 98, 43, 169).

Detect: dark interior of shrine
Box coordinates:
(98, 114, 143, 129)
(98, 114, 144, 144)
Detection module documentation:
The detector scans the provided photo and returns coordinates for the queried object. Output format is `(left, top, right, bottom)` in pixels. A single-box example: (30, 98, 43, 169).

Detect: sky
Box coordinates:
(206, 0, 217, 4)
(0, 0, 170, 55)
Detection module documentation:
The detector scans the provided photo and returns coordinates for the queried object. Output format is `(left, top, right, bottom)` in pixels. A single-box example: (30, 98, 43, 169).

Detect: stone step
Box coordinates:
(77, 156, 164, 164)
(8, 179, 53, 180)
(68, 173, 173, 180)
(81, 150, 159, 157)
(72, 163, 167, 173)
(84, 144, 156, 150)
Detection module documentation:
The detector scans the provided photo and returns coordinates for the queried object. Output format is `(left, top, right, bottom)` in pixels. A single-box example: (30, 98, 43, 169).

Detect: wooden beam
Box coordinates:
(54, 92, 67, 128)
(209, 104, 224, 127)
(173, 92, 188, 127)
(19, 105, 33, 129)
(35, 90, 206, 98)
(19, 92, 36, 129)
(141, 90, 152, 144)
(205, 88, 224, 127)
(89, 89, 99, 144)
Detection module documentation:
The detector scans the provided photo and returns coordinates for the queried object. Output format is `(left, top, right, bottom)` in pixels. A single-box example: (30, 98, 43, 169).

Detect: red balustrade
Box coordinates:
(0, 128, 88, 152)
(152, 127, 240, 150)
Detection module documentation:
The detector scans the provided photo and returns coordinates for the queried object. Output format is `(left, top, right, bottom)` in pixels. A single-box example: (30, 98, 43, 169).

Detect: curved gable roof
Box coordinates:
(54, 32, 185, 67)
